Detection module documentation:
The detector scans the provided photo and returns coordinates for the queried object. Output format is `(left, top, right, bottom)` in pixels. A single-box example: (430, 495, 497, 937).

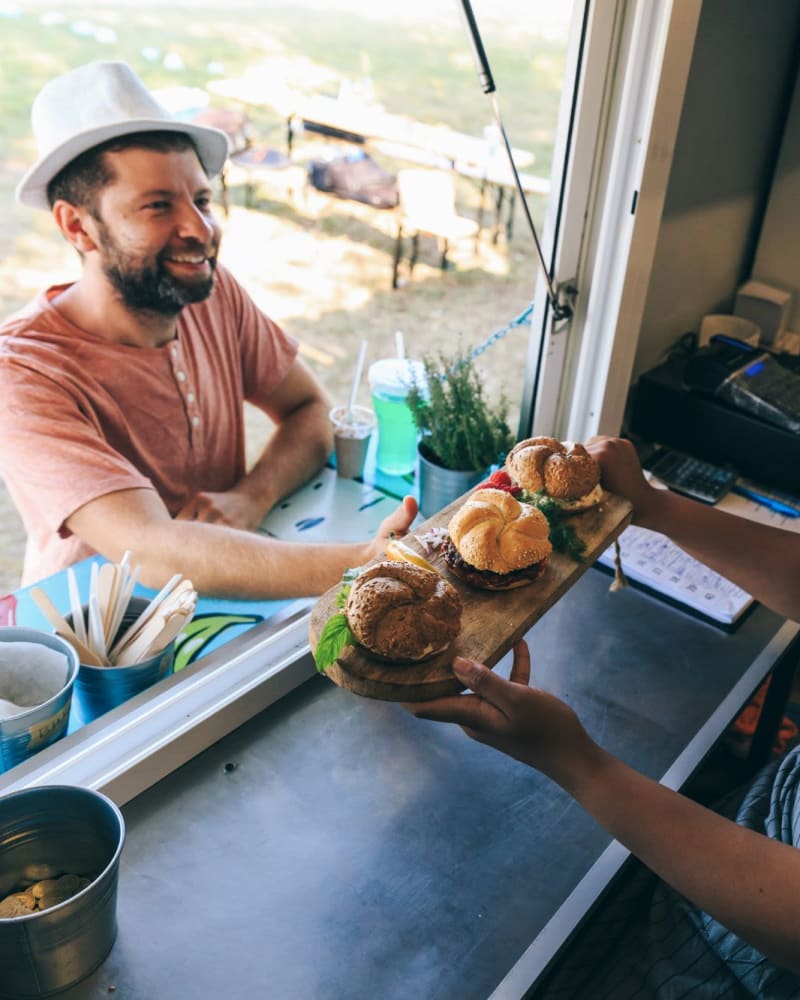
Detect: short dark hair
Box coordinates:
(46, 130, 201, 211)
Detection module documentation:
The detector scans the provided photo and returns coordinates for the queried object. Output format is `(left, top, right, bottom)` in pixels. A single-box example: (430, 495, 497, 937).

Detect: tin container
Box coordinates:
(417, 444, 485, 518)
(0, 629, 79, 774)
(0, 785, 125, 998)
(70, 597, 176, 725)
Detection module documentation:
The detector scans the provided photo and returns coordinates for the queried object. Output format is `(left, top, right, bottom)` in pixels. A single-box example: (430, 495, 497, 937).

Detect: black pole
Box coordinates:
(456, 0, 570, 321)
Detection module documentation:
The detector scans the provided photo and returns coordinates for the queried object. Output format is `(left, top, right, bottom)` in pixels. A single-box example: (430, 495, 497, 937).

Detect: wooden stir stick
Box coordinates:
(30, 587, 105, 666)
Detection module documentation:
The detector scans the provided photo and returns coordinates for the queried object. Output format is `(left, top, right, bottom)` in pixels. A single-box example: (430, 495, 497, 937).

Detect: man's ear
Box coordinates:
(51, 201, 99, 254)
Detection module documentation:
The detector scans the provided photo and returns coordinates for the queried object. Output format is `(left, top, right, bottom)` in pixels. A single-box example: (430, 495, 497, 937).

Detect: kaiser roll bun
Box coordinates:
(345, 560, 462, 662)
(506, 437, 601, 504)
(447, 488, 552, 575)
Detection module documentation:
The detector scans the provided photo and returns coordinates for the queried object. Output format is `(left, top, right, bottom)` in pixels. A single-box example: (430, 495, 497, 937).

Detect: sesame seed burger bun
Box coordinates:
(444, 488, 552, 590)
(506, 437, 604, 512)
(345, 560, 462, 662)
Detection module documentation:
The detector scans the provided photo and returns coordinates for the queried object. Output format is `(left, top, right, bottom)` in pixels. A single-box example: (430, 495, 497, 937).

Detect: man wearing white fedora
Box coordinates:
(0, 61, 416, 599)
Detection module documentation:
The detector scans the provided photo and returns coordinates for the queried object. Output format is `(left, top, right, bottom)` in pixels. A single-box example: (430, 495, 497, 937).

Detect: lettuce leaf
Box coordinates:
(518, 490, 586, 561)
(314, 612, 355, 673)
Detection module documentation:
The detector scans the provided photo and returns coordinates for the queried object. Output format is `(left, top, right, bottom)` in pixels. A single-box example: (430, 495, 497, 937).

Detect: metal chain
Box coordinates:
(466, 301, 534, 361)
(420, 302, 535, 382)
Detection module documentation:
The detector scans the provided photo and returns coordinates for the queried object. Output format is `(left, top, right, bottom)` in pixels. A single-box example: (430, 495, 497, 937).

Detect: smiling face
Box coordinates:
(88, 145, 222, 316)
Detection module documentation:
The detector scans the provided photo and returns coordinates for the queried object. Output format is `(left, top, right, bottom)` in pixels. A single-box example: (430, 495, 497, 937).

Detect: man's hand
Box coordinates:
(176, 490, 264, 529)
(406, 641, 595, 783)
(364, 495, 419, 562)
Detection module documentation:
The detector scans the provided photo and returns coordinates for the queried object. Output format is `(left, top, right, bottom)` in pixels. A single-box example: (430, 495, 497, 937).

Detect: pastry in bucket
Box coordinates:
(0, 785, 125, 998)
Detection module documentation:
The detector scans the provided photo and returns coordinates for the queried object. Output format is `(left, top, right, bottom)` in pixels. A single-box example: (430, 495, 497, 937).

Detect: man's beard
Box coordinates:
(99, 231, 217, 315)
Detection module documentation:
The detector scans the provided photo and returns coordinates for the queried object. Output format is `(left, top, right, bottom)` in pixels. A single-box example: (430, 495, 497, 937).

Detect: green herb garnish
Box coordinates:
(335, 566, 360, 608)
(314, 613, 355, 673)
(518, 490, 586, 561)
(315, 567, 362, 672)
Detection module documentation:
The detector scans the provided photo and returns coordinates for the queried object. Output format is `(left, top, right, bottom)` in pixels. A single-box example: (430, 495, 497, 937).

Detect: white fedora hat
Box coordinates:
(16, 61, 230, 211)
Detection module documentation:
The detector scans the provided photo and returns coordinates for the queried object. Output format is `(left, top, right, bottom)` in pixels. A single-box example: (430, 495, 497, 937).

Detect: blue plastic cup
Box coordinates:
(368, 358, 425, 476)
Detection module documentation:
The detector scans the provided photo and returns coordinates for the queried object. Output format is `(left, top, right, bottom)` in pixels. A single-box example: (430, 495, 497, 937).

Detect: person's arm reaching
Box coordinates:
(67, 487, 417, 599)
(408, 642, 800, 974)
(587, 436, 800, 621)
(176, 358, 333, 529)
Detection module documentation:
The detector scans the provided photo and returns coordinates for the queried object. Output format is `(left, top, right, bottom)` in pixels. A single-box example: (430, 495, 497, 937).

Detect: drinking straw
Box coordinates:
(348, 339, 368, 417)
(395, 329, 405, 359)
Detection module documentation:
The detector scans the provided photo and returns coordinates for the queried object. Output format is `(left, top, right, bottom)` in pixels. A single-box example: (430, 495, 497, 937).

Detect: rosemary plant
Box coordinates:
(406, 347, 514, 472)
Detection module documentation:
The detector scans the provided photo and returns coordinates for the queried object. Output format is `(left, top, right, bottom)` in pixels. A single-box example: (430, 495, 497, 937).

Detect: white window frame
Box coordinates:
(524, 0, 703, 442)
(522, 0, 627, 435)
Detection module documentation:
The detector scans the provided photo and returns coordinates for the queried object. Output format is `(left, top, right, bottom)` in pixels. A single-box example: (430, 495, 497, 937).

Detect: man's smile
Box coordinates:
(160, 249, 216, 280)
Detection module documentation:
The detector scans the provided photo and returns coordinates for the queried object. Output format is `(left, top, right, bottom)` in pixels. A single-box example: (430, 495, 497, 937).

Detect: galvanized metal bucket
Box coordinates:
(0, 785, 125, 998)
(0, 630, 79, 774)
(70, 597, 176, 725)
(417, 444, 486, 518)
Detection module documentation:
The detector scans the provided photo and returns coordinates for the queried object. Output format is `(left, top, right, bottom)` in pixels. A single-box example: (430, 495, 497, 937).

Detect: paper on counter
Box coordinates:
(597, 524, 753, 625)
(0, 642, 70, 720)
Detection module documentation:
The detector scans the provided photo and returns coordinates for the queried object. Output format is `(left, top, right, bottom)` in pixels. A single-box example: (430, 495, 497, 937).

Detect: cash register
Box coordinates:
(629, 336, 800, 494)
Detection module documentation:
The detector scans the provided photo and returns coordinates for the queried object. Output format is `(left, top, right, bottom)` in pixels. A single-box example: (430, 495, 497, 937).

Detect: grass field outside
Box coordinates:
(0, 0, 573, 592)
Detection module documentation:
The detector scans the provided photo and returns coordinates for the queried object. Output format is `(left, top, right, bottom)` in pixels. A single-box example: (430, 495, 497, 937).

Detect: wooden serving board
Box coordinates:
(309, 490, 633, 702)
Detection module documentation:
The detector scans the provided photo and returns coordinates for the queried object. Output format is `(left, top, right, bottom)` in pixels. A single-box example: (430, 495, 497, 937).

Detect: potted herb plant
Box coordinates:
(406, 346, 515, 517)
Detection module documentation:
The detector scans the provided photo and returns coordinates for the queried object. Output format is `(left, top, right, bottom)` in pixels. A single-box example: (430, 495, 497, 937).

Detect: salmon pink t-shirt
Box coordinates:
(0, 265, 298, 585)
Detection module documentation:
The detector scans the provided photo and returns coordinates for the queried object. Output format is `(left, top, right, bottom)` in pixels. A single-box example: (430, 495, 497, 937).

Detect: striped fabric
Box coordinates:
(532, 747, 800, 998)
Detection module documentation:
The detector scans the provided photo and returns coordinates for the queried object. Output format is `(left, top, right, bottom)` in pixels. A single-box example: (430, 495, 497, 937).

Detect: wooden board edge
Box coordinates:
(322, 661, 464, 702)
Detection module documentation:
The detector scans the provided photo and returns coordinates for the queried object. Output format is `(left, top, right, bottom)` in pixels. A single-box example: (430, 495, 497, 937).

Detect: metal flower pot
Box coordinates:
(417, 443, 486, 518)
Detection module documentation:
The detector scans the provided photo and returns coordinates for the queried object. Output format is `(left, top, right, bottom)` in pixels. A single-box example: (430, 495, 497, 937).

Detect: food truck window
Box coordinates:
(0, 0, 689, 799)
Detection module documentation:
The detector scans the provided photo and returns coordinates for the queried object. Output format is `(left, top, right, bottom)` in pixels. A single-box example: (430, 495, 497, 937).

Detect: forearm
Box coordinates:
(558, 743, 800, 971)
(419, 641, 800, 974)
(638, 488, 800, 620)
(69, 486, 416, 600)
(126, 519, 367, 599)
(235, 399, 333, 523)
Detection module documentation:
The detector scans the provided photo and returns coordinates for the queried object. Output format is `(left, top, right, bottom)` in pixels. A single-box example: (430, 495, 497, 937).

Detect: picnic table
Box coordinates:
(207, 79, 548, 239)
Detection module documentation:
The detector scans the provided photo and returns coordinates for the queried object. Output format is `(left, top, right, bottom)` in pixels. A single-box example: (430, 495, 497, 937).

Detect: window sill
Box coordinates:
(0, 598, 316, 804)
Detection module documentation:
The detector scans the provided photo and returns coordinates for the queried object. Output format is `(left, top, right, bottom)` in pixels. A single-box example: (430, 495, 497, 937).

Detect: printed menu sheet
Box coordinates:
(597, 527, 753, 626)
(597, 478, 800, 628)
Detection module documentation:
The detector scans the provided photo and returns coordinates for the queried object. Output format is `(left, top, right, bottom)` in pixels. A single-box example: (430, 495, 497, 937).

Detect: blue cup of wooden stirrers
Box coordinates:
(67, 597, 176, 726)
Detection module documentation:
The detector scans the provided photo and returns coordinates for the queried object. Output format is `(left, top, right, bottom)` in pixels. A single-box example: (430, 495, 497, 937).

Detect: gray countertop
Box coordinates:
(65, 569, 796, 1000)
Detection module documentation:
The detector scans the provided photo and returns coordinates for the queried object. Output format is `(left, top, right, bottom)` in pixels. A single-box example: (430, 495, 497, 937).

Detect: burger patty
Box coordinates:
(443, 537, 546, 588)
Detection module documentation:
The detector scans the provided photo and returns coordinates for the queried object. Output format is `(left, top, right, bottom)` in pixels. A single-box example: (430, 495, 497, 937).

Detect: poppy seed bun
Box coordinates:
(345, 561, 462, 662)
(447, 489, 552, 575)
(506, 437, 602, 510)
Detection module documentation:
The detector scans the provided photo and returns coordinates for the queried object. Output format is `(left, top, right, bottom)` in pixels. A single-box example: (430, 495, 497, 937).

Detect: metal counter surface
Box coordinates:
(64, 569, 795, 1000)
